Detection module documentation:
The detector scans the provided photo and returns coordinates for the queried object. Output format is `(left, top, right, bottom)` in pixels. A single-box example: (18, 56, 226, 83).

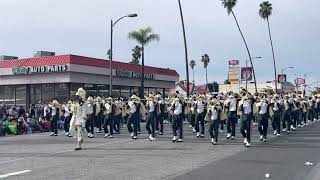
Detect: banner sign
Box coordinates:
(115, 69, 155, 80)
(295, 78, 305, 85)
(12, 64, 69, 75)
(278, 74, 287, 83)
(241, 67, 253, 81)
(229, 60, 239, 66)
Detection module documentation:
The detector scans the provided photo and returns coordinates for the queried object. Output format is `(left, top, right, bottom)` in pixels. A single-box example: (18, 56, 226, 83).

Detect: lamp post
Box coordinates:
(280, 66, 294, 94)
(178, 0, 190, 97)
(109, 13, 138, 96)
(245, 56, 261, 91)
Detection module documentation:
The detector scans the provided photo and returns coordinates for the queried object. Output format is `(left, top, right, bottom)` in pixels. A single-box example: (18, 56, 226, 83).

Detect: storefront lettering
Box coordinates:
(12, 64, 69, 75)
(115, 69, 154, 80)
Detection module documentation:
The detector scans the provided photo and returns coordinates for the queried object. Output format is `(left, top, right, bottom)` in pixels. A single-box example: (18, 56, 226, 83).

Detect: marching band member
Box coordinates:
(104, 97, 115, 138)
(256, 93, 270, 142)
(156, 93, 165, 135)
(49, 99, 60, 136)
(271, 94, 281, 136)
(308, 96, 316, 124)
(225, 92, 238, 139)
(85, 96, 95, 138)
(63, 101, 72, 137)
(114, 97, 123, 134)
(95, 96, 103, 133)
(282, 95, 292, 133)
(301, 97, 308, 126)
(146, 94, 157, 141)
(207, 97, 222, 145)
(171, 95, 183, 142)
(195, 94, 206, 138)
(69, 88, 87, 150)
(239, 93, 253, 147)
(127, 94, 140, 139)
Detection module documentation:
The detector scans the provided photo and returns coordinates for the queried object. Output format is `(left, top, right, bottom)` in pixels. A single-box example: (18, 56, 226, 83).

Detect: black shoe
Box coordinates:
(75, 147, 82, 151)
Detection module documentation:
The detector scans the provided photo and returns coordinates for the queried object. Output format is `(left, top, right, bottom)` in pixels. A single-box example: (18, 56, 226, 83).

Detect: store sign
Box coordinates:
(115, 69, 154, 80)
(295, 78, 306, 85)
(12, 64, 69, 75)
(228, 67, 240, 82)
(229, 60, 239, 66)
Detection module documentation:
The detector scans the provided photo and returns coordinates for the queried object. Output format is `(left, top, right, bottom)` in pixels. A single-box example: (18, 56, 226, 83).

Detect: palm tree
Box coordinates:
(189, 60, 196, 83)
(220, 0, 257, 92)
(201, 54, 210, 86)
(259, 1, 277, 93)
(128, 27, 160, 98)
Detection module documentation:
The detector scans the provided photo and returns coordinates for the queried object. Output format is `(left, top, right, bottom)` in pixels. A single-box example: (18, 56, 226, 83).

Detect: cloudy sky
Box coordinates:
(0, 0, 319, 90)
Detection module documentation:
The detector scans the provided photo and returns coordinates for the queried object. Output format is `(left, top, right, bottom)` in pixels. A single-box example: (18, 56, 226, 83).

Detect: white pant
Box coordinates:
(76, 125, 83, 148)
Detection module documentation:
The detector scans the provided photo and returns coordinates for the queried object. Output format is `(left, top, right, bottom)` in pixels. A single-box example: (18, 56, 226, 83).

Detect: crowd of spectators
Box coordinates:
(0, 102, 53, 136)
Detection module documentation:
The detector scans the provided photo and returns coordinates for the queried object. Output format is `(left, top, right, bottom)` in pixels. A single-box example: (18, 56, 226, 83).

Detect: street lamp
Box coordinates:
(245, 56, 261, 91)
(281, 66, 294, 75)
(109, 13, 138, 96)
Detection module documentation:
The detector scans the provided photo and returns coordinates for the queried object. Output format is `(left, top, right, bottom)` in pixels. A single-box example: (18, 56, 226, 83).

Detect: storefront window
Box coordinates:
(112, 85, 121, 98)
(70, 83, 83, 97)
(55, 83, 69, 103)
(16, 85, 26, 107)
(42, 84, 54, 103)
(0, 86, 15, 106)
(83, 84, 97, 97)
(149, 88, 156, 94)
(97, 85, 109, 97)
(30, 84, 42, 105)
(132, 87, 139, 96)
(121, 86, 130, 99)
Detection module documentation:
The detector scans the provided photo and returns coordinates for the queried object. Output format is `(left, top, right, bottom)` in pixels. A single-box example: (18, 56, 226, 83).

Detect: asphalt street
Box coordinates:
(0, 121, 319, 180)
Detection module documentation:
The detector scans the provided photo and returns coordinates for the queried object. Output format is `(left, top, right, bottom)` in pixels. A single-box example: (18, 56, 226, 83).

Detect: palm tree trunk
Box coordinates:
(140, 45, 145, 98)
(206, 68, 208, 86)
(231, 10, 257, 93)
(267, 18, 277, 93)
(192, 69, 195, 83)
(178, 0, 190, 97)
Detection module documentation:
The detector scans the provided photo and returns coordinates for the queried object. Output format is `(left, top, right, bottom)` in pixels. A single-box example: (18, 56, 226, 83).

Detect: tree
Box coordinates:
(189, 60, 196, 83)
(201, 54, 210, 86)
(107, 49, 111, 60)
(220, 0, 257, 92)
(259, 1, 277, 93)
(130, 45, 142, 64)
(128, 27, 160, 98)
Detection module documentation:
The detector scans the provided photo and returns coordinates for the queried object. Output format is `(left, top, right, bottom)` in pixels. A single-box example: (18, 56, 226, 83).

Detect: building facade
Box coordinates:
(0, 54, 179, 107)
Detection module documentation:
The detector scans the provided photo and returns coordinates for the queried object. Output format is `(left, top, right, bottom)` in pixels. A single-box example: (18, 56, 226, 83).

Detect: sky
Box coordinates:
(0, 0, 319, 91)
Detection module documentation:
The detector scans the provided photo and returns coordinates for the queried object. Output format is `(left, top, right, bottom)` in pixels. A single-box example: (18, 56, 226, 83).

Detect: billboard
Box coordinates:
(278, 74, 287, 83)
(241, 67, 253, 81)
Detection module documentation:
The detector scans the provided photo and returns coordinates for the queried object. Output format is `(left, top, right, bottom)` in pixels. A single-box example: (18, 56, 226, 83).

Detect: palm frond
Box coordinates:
(221, 0, 237, 15)
(259, 1, 272, 20)
(145, 34, 160, 44)
(128, 27, 160, 46)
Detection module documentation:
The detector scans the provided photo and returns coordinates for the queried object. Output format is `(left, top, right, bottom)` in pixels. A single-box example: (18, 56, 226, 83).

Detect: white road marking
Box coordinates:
(0, 170, 31, 178)
(0, 138, 132, 164)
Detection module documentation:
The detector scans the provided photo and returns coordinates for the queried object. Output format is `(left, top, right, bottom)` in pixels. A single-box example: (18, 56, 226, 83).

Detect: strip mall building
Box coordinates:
(0, 52, 179, 107)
